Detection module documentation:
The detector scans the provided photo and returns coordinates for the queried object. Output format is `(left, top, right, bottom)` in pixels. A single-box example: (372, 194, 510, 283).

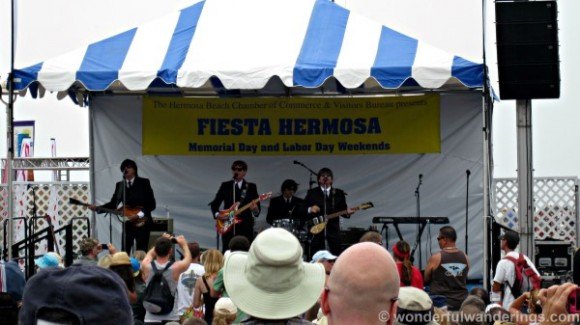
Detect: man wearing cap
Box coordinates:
(210, 160, 261, 251)
(267, 179, 304, 227)
(223, 228, 326, 323)
(304, 167, 351, 258)
(311, 250, 337, 276)
(321, 242, 400, 324)
(90, 159, 156, 253)
(491, 230, 540, 310)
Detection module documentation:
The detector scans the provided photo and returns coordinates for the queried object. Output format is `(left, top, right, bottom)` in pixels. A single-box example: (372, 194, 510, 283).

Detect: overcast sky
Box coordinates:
(1, 0, 578, 179)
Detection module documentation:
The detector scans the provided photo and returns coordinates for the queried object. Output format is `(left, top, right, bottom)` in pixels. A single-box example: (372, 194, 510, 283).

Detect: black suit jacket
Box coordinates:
(99, 176, 156, 225)
(303, 187, 348, 226)
(266, 195, 305, 225)
(210, 180, 260, 225)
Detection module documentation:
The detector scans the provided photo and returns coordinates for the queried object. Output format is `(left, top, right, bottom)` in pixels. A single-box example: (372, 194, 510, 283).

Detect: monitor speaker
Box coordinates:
(495, 1, 560, 99)
(339, 227, 367, 252)
(147, 218, 174, 250)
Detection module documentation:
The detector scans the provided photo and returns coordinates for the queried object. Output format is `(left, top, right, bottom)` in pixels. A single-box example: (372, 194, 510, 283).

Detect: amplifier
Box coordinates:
(340, 227, 367, 252)
(148, 218, 174, 249)
(535, 240, 574, 273)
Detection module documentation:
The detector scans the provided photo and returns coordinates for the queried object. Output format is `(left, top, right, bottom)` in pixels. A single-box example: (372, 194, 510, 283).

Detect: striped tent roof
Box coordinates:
(13, 0, 483, 93)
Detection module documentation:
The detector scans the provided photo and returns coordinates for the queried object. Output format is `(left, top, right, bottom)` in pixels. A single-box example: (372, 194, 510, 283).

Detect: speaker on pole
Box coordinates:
(495, 1, 560, 100)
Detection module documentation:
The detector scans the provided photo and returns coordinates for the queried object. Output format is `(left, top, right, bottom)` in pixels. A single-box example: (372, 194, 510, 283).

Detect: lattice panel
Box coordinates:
(493, 178, 577, 243)
(0, 183, 90, 258)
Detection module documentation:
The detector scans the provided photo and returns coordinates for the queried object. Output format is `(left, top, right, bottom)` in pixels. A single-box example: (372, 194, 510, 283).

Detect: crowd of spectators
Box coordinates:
(0, 226, 578, 325)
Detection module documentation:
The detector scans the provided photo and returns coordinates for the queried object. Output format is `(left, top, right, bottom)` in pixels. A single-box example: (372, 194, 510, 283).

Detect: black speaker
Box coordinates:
(339, 227, 367, 252)
(147, 217, 174, 249)
(495, 1, 560, 99)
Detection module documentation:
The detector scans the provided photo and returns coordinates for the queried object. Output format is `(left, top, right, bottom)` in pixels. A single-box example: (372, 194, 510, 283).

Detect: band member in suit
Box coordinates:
(210, 160, 260, 251)
(266, 179, 305, 228)
(304, 167, 351, 258)
(90, 159, 156, 253)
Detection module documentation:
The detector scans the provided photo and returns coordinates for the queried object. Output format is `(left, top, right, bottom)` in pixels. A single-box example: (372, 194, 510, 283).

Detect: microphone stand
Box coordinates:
(232, 174, 237, 237)
(415, 174, 423, 269)
(108, 212, 113, 246)
(322, 182, 328, 251)
(121, 175, 127, 252)
(293, 161, 317, 189)
(465, 170, 471, 255)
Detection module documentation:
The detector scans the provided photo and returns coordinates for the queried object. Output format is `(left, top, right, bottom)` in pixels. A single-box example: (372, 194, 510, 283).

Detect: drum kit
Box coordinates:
(271, 218, 309, 243)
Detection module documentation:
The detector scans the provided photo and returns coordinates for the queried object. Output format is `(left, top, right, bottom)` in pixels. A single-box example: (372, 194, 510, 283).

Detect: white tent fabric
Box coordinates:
(91, 92, 485, 278)
(13, 0, 483, 92)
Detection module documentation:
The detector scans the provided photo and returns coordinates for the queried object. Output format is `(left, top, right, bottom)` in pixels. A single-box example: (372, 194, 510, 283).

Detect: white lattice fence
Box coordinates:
(0, 182, 91, 257)
(493, 177, 578, 243)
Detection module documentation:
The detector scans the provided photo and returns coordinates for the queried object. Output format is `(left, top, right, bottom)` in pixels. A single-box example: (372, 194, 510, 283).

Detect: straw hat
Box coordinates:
(110, 252, 132, 267)
(224, 228, 325, 320)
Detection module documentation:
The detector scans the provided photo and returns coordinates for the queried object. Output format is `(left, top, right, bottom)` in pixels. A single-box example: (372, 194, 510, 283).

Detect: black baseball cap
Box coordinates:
(20, 265, 132, 325)
(499, 230, 520, 247)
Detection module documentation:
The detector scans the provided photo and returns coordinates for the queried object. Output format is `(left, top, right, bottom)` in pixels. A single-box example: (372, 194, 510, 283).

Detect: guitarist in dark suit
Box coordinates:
(90, 159, 156, 252)
(304, 167, 351, 258)
(266, 179, 304, 228)
(210, 160, 260, 251)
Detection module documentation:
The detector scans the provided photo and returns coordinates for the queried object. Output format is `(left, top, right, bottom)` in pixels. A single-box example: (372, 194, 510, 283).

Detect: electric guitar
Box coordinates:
(308, 201, 374, 235)
(216, 192, 272, 235)
(69, 198, 147, 228)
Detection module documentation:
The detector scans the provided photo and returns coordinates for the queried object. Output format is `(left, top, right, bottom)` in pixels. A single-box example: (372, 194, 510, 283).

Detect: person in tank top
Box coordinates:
(424, 226, 470, 311)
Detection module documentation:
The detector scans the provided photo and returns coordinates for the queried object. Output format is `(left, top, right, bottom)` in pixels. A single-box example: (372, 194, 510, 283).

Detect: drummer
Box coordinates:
(266, 179, 305, 229)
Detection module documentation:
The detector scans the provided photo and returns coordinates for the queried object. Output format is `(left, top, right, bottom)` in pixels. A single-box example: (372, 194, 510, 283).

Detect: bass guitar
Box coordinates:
(216, 192, 272, 235)
(69, 198, 147, 228)
(308, 201, 374, 235)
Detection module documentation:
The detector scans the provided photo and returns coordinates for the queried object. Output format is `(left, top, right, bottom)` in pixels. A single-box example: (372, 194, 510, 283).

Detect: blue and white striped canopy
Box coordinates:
(13, 0, 483, 92)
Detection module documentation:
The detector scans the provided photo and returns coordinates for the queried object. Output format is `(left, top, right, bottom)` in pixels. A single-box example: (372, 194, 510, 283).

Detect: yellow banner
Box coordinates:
(142, 95, 440, 155)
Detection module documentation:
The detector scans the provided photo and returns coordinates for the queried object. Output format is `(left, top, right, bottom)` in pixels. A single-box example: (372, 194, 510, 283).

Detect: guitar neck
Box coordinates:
(325, 209, 352, 221)
(235, 198, 260, 215)
(70, 199, 120, 215)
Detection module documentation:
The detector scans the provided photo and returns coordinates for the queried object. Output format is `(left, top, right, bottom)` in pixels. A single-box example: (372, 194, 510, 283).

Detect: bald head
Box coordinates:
(323, 243, 400, 324)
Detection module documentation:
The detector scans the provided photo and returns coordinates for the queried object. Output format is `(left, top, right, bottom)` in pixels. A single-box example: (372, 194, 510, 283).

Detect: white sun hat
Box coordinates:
(224, 228, 325, 320)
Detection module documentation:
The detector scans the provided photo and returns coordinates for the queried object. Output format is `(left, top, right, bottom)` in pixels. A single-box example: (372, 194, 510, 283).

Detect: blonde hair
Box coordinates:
(203, 249, 224, 276)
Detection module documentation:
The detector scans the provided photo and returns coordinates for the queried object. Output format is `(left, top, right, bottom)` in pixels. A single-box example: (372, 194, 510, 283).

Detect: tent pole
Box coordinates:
(481, 0, 492, 290)
(89, 96, 96, 238)
(5, 0, 16, 261)
(516, 99, 534, 259)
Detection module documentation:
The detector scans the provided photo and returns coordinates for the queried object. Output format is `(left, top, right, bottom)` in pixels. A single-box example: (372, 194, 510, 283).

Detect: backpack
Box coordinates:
(503, 253, 542, 298)
(143, 261, 175, 315)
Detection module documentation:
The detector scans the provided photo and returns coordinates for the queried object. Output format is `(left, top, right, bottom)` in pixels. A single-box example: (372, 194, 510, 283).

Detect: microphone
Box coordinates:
(419, 174, 423, 180)
(293, 160, 301, 165)
(466, 169, 471, 176)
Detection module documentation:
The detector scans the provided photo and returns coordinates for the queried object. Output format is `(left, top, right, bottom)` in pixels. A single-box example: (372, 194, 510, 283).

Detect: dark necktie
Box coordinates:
(128, 181, 132, 188)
